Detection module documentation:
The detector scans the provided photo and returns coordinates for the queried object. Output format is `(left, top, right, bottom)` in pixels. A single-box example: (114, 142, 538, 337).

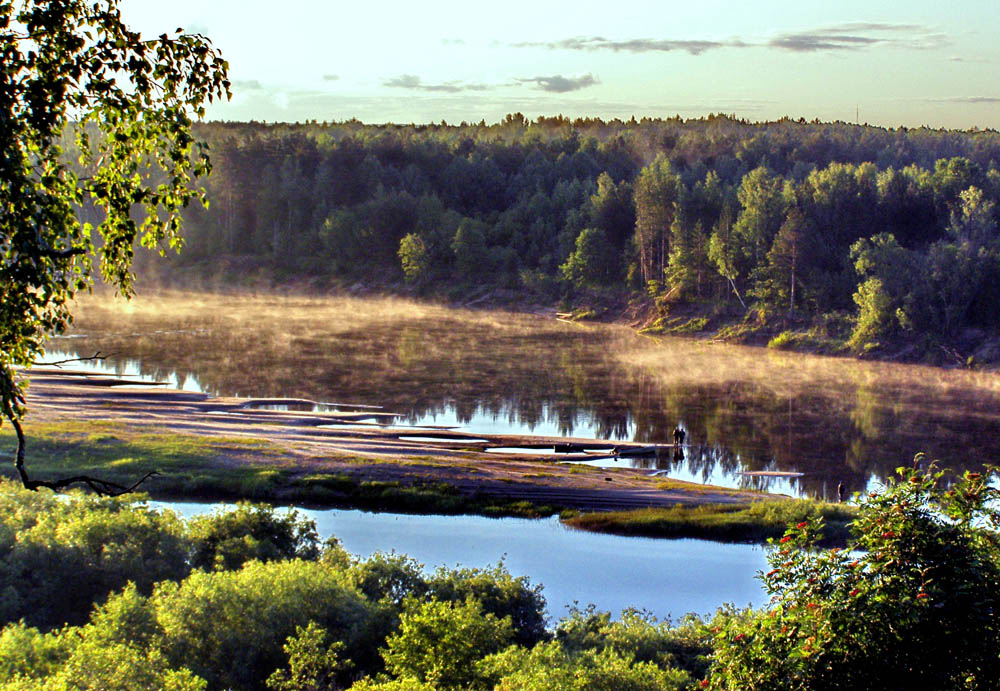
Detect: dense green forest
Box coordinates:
(120, 114, 1000, 357)
(2, 465, 999, 690)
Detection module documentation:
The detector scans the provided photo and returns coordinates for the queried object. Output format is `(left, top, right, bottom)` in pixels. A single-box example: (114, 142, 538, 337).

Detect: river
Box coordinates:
(47, 291, 1000, 500)
(158, 500, 771, 621)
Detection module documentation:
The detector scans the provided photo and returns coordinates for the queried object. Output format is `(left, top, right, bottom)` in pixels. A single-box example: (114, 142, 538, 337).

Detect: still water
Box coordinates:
(48, 291, 1000, 499)
(158, 500, 770, 621)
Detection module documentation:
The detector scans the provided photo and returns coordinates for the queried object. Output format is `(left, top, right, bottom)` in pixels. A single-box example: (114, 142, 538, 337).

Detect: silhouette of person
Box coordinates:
(672, 425, 685, 446)
(837, 482, 846, 503)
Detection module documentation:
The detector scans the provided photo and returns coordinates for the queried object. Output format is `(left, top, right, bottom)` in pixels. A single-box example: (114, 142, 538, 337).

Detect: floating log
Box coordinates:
(614, 445, 661, 457)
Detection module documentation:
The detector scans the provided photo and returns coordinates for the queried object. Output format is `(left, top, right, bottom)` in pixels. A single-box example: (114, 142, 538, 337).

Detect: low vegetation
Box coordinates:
(564, 500, 857, 546)
(0, 422, 563, 519)
(0, 461, 996, 689)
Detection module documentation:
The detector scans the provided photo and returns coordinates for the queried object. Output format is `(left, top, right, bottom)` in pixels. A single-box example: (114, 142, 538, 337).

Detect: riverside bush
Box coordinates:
(707, 460, 1000, 690)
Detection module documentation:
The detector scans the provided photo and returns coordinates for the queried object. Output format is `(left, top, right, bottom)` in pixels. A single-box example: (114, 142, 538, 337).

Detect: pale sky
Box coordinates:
(122, 0, 1000, 129)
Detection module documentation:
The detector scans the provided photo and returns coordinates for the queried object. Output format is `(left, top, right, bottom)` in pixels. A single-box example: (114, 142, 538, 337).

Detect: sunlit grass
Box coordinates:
(563, 499, 857, 546)
(0, 420, 560, 518)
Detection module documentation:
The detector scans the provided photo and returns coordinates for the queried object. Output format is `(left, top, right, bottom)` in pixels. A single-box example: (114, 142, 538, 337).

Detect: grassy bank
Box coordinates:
(1, 419, 857, 544)
(563, 500, 858, 547)
(0, 420, 562, 518)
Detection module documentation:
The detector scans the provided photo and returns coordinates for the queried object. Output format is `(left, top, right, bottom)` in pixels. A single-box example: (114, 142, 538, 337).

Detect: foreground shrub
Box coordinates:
(380, 597, 514, 690)
(152, 559, 372, 691)
(0, 482, 188, 629)
(186, 501, 321, 571)
(426, 563, 547, 647)
(557, 606, 714, 679)
(708, 460, 1000, 690)
(480, 640, 690, 690)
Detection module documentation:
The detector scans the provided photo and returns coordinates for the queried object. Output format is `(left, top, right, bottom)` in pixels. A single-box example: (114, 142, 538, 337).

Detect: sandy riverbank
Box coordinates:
(16, 369, 767, 512)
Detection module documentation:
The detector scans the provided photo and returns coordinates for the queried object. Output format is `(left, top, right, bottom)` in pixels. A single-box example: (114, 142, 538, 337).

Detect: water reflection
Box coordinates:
(46, 292, 1000, 500)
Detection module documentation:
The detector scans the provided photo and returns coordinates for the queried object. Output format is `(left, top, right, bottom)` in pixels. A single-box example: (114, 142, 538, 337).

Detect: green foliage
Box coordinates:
(0, 482, 188, 629)
(381, 597, 514, 690)
(707, 463, 1000, 690)
(186, 502, 320, 571)
(350, 552, 429, 607)
(560, 227, 615, 288)
(151, 559, 372, 691)
(634, 155, 682, 284)
(266, 622, 345, 691)
(0, 622, 70, 682)
(0, 1, 228, 485)
(848, 277, 897, 352)
(847, 233, 915, 352)
(426, 562, 548, 647)
(556, 605, 712, 678)
(0, 595, 206, 691)
(348, 676, 436, 691)
(565, 500, 856, 546)
(451, 220, 493, 282)
(480, 639, 690, 691)
(398, 233, 430, 283)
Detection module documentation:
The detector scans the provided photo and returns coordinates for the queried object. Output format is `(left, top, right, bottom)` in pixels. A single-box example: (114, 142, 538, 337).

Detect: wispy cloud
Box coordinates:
(516, 23, 947, 56)
(514, 36, 736, 55)
(769, 23, 947, 52)
(231, 79, 264, 91)
(383, 74, 492, 93)
(929, 96, 1000, 104)
(517, 74, 599, 93)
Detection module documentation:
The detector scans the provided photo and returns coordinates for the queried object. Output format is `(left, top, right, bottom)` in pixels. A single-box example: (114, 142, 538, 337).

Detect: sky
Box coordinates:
(121, 0, 1000, 129)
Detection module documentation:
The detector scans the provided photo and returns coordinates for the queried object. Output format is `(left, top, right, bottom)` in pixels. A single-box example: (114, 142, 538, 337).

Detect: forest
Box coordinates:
(118, 114, 1000, 359)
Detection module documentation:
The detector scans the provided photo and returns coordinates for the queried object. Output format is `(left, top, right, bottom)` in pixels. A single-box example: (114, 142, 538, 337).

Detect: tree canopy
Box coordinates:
(0, 0, 228, 492)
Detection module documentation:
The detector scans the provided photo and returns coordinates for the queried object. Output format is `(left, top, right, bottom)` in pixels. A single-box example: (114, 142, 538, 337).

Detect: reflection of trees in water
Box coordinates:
(55, 299, 1000, 500)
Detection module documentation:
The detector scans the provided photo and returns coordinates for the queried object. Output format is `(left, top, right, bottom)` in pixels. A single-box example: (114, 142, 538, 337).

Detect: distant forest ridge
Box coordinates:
(112, 114, 1000, 356)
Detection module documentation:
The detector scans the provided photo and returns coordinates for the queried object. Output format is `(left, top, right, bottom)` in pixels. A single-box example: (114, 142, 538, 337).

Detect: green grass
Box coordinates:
(0, 421, 561, 519)
(0, 420, 288, 499)
(562, 499, 858, 546)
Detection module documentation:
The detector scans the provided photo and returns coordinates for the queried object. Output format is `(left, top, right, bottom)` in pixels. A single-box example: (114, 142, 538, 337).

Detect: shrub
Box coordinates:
(381, 597, 513, 690)
(480, 640, 690, 691)
(186, 502, 320, 571)
(152, 559, 372, 691)
(707, 460, 1000, 690)
(0, 482, 188, 629)
(426, 563, 547, 647)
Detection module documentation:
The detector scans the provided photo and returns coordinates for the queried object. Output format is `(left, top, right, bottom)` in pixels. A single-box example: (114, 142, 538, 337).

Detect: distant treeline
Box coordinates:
(124, 114, 1000, 351)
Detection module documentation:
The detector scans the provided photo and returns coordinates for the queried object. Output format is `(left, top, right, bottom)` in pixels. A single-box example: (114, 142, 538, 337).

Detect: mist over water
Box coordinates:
(46, 292, 1000, 500)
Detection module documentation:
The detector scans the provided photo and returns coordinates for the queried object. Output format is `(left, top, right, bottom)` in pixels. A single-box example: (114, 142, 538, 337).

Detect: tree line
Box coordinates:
(127, 115, 1000, 352)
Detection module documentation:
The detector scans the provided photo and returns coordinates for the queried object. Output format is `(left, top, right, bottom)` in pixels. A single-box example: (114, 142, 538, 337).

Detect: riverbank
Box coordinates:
(3, 369, 832, 543)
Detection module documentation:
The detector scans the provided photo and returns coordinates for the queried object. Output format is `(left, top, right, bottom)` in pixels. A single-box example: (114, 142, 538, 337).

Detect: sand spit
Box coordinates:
(19, 369, 769, 511)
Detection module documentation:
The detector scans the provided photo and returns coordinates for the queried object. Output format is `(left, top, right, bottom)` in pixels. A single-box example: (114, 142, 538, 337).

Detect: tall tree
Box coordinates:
(633, 155, 681, 285)
(1, 0, 228, 493)
(732, 167, 788, 272)
(752, 208, 815, 313)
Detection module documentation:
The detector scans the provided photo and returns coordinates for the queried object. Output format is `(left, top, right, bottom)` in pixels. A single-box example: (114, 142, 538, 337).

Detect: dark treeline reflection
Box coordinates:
(50, 294, 1000, 500)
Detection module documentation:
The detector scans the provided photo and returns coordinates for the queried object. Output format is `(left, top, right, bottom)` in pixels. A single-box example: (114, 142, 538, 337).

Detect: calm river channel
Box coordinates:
(157, 500, 771, 621)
